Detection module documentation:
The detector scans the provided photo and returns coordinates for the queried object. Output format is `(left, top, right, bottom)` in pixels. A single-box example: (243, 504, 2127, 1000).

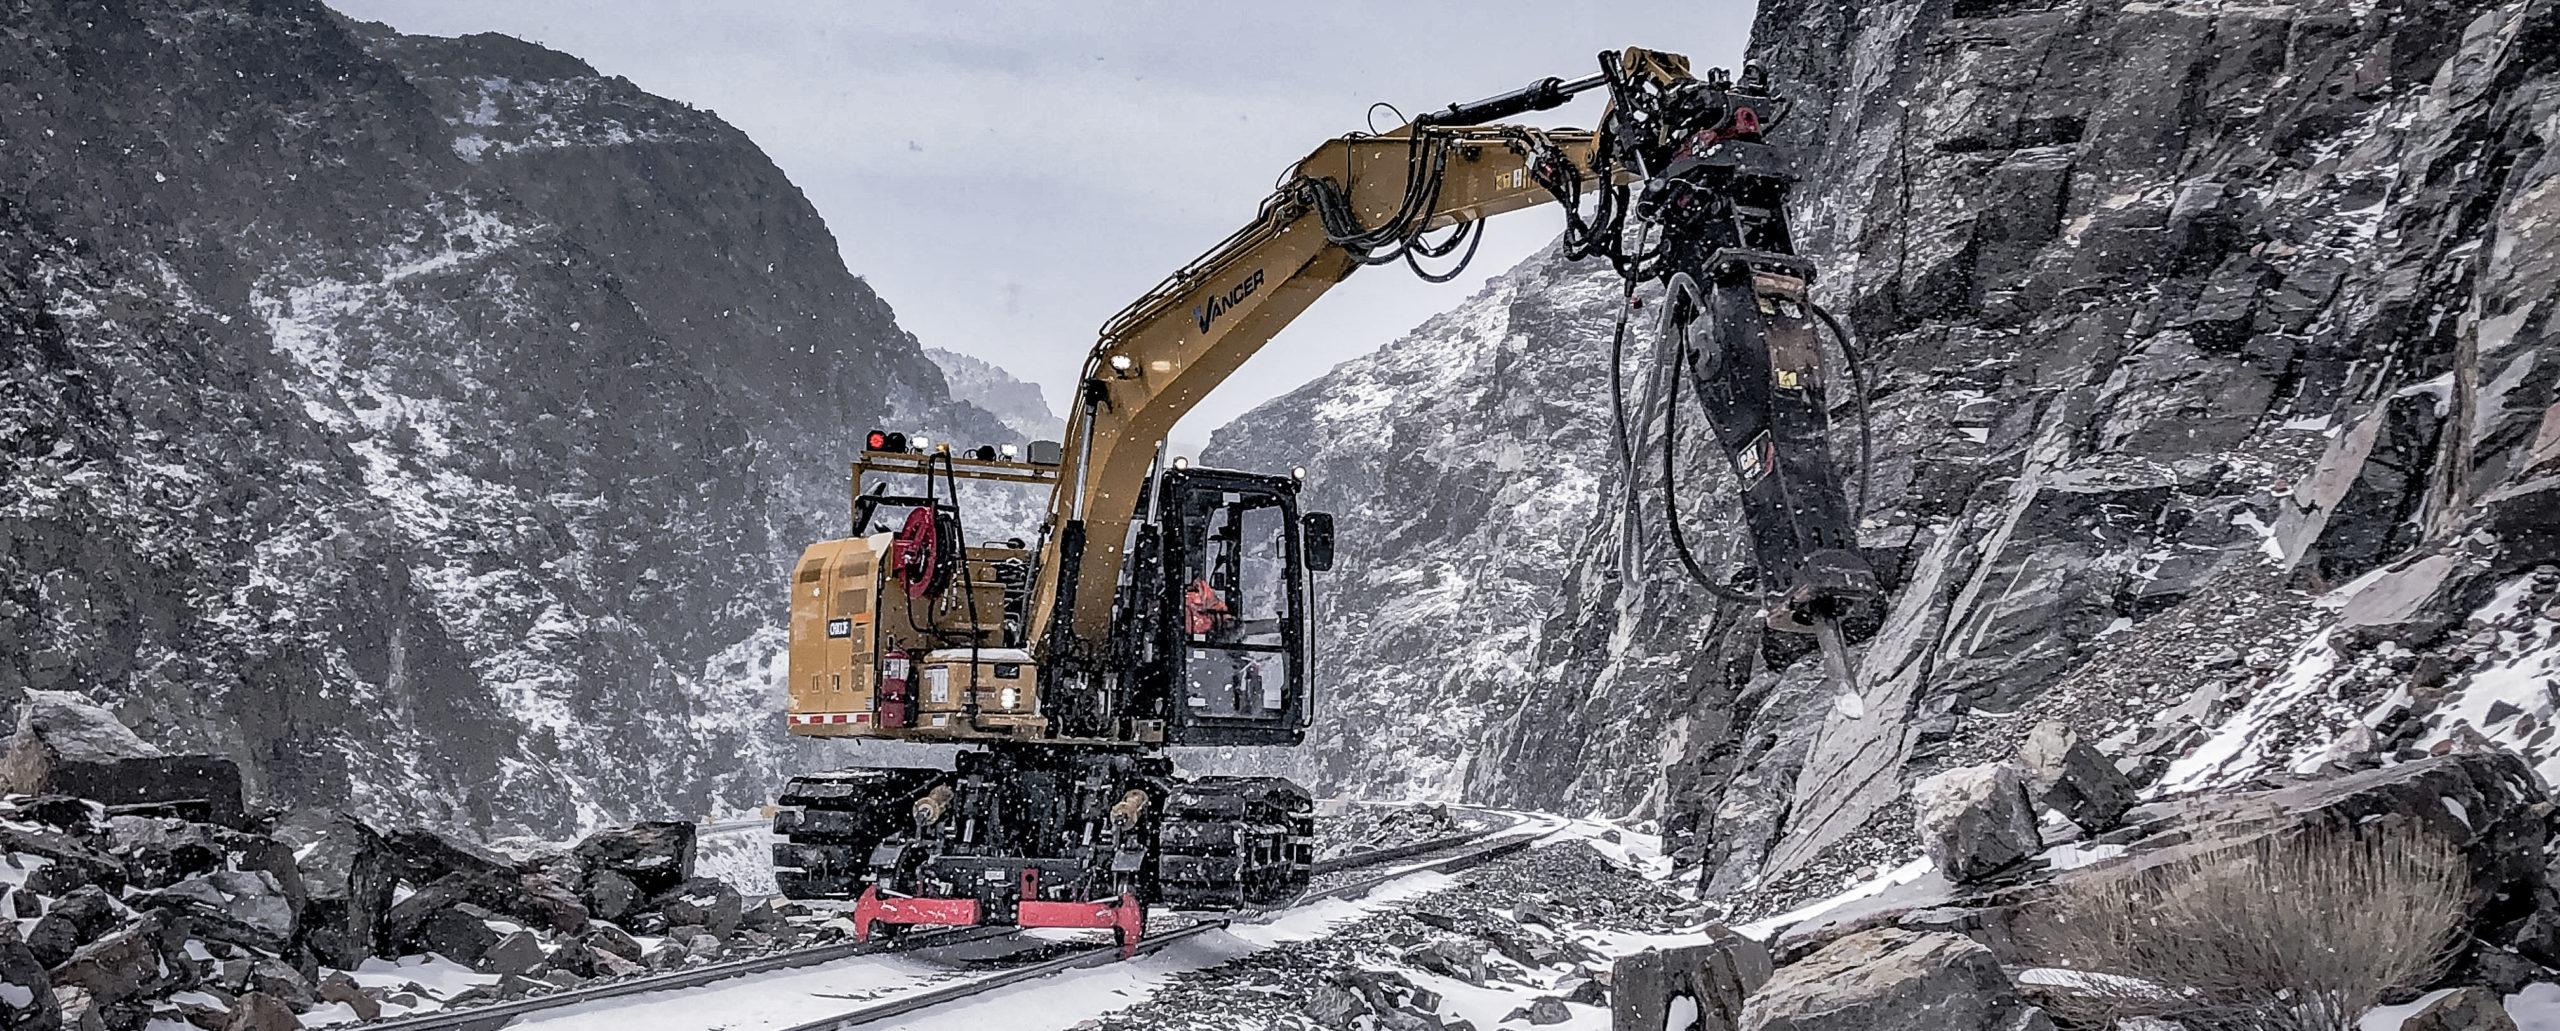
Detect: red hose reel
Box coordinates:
(892, 506, 959, 599)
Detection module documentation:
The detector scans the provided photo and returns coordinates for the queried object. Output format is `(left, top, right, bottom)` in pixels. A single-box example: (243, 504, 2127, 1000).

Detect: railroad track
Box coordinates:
(364, 813, 1547, 1031)
(358, 923, 1016, 1031)
(760, 822, 1551, 1031)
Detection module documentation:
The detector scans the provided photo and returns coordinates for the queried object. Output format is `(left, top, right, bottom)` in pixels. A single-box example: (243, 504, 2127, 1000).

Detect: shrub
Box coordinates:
(2021, 819, 2469, 1031)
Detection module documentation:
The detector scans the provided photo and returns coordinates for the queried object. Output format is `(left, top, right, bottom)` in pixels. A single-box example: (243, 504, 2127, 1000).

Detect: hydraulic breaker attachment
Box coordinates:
(1677, 254, 1878, 634)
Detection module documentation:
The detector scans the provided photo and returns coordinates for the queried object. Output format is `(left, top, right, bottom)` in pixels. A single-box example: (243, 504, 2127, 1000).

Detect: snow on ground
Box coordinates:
(1731, 857, 1934, 942)
(2154, 570, 2560, 796)
(2414, 576, 2560, 783)
(2156, 624, 2344, 792)
(2509, 983, 2560, 1031)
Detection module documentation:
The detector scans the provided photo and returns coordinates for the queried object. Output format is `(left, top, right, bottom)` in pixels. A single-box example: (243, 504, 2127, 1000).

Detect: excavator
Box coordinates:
(772, 47, 1876, 956)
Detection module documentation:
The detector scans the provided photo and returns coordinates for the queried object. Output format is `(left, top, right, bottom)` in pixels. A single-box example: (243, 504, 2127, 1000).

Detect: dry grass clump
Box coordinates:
(2023, 819, 2468, 1031)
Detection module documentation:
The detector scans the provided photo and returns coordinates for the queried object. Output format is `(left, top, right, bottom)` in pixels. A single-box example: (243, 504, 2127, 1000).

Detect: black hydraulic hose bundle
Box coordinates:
(1606, 282, 1640, 477)
(1648, 297, 1876, 607)
(1810, 301, 1873, 523)
(1295, 125, 1491, 282)
(1659, 313, 1761, 606)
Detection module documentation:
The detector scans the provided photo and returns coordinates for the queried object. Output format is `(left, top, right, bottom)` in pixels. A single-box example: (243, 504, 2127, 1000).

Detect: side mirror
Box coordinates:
(1302, 512, 1336, 572)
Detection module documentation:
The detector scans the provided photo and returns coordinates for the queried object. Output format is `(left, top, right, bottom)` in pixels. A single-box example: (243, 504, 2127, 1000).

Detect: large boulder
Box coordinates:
(502, 875, 590, 937)
(1612, 930, 1772, 1031)
(316, 971, 379, 1021)
(48, 921, 172, 1007)
(222, 992, 299, 1031)
(141, 870, 295, 953)
(413, 904, 502, 966)
(2479, 474, 2560, 575)
(2017, 723, 2134, 832)
(0, 692, 246, 829)
(0, 828, 125, 897)
(102, 817, 293, 900)
(101, 817, 222, 890)
(383, 827, 518, 886)
(655, 878, 741, 939)
(382, 873, 495, 949)
(25, 887, 121, 969)
(571, 823, 694, 897)
(580, 923, 642, 962)
(1914, 764, 2042, 884)
(243, 958, 313, 1012)
(272, 810, 394, 967)
(584, 870, 639, 922)
(1740, 929, 2054, 1031)
(478, 931, 546, 977)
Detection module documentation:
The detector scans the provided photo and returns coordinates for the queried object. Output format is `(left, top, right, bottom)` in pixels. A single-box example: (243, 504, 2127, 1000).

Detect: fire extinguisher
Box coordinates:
(879, 649, 914, 728)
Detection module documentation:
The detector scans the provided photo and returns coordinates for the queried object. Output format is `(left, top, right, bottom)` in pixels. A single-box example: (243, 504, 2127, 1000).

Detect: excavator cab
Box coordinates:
(1128, 466, 1320, 747)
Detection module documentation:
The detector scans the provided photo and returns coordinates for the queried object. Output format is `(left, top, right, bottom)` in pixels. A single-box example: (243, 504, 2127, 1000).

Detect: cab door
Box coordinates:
(1155, 469, 1310, 745)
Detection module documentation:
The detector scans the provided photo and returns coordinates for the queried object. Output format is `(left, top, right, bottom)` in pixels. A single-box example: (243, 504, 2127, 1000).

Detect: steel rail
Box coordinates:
(361, 812, 1540, 1031)
(1298, 832, 1541, 904)
(772, 827, 1547, 1031)
(769, 919, 1232, 1031)
(358, 925, 1014, 1031)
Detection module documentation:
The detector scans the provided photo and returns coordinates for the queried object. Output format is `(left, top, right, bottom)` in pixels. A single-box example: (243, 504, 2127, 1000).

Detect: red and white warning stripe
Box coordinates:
(787, 712, 874, 725)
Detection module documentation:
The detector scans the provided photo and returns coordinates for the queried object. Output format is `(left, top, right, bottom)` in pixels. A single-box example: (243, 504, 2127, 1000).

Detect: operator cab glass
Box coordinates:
(1154, 468, 1311, 744)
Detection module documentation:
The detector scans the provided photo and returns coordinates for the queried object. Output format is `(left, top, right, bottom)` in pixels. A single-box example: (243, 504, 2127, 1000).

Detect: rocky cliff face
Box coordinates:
(1214, 0, 2560, 906)
(927, 347, 1062, 441)
(0, 1, 1009, 834)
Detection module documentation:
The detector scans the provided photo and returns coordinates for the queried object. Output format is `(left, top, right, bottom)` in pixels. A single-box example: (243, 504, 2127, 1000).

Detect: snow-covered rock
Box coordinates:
(0, 3, 1015, 834)
(926, 347, 1063, 441)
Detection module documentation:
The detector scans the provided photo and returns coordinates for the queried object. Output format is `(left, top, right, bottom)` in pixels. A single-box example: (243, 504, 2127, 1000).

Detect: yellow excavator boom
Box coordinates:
(1027, 125, 1608, 647)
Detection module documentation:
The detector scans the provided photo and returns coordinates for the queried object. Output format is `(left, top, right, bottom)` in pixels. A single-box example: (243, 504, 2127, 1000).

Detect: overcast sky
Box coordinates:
(331, 1, 1755, 448)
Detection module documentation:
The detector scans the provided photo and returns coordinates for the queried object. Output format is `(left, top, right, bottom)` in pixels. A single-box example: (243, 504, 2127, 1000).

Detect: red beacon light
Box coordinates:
(865, 430, 909, 453)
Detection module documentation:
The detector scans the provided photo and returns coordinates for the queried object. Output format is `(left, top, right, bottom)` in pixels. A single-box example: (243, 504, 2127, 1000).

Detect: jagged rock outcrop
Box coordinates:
(0, 0, 1012, 833)
(927, 347, 1062, 441)
(1704, 0, 2560, 899)
(1741, 928, 2053, 1031)
(1210, 0, 2560, 907)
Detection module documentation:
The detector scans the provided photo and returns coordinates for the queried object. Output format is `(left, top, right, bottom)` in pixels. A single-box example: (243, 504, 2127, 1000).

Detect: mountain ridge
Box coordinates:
(0, 0, 1007, 834)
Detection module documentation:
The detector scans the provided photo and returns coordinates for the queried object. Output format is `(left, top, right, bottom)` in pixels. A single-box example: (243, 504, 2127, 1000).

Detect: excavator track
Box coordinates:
(771, 768, 942, 899)
(1154, 776, 1314, 910)
(772, 759, 1313, 916)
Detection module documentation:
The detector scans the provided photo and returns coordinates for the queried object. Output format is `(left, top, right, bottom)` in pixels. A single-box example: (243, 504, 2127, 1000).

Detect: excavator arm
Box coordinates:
(1027, 124, 1611, 650)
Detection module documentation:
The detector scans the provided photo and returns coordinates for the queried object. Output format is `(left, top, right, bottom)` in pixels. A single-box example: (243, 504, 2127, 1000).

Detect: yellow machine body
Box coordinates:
(785, 529, 1045, 740)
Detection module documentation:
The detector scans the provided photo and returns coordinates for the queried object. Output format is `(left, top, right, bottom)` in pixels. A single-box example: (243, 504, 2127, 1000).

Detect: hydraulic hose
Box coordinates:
(925, 451, 989, 731)
(1808, 301, 1873, 524)
(1652, 278, 1759, 607)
